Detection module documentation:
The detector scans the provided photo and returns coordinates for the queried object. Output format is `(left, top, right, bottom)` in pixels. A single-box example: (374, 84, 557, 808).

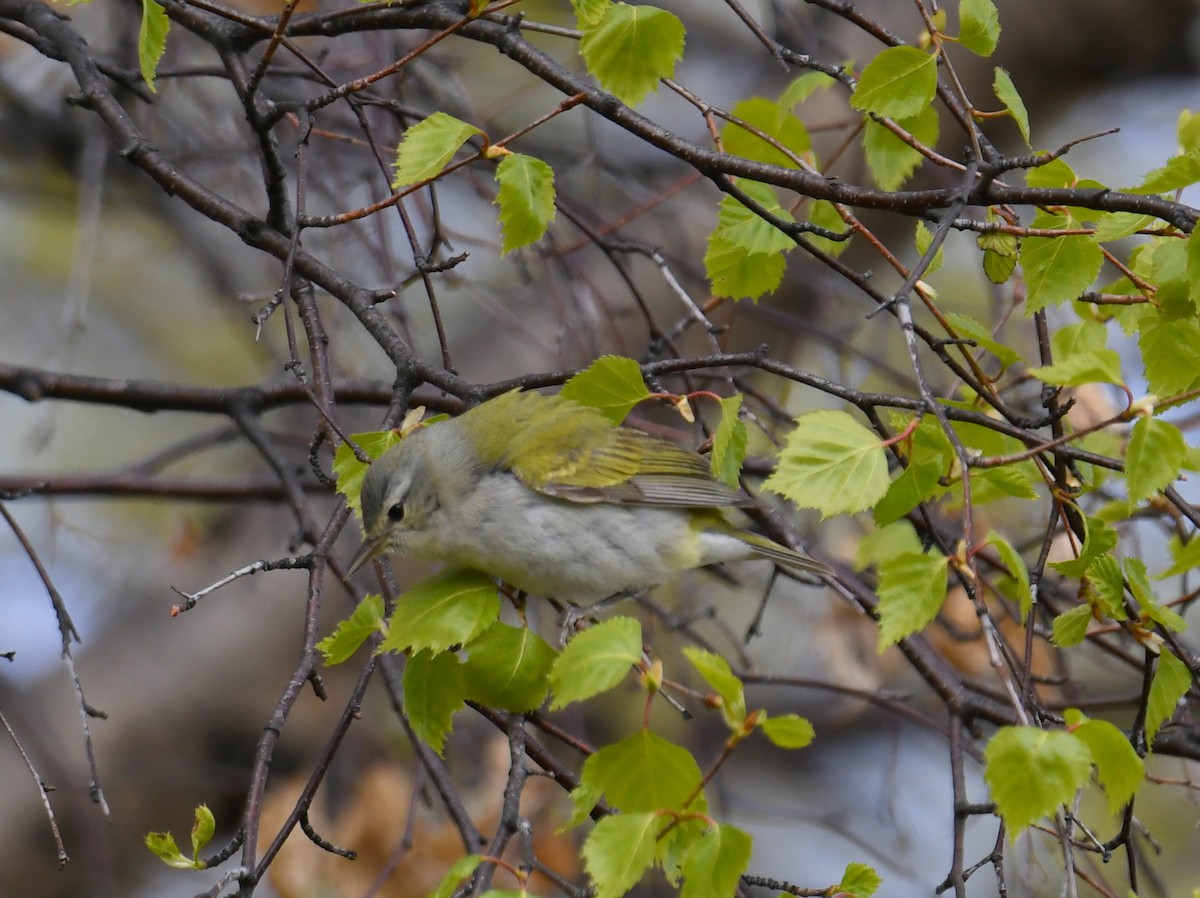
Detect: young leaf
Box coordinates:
(379, 569, 500, 655)
(710, 393, 747, 488)
(462, 622, 557, 712)
(549, 616, 643, 709)
(759, 712, 815, 749)
(139, 0, 170, 93)
(1027, 319, 1123, 387)
(582, 812, 659, 898)
(943, 312, 1021, 368)
(1064, 709, 1144, 817)
(1138, 314, 1200, 396)
(780, 69, 836, 107)
(1020, 231, 1104, 312)
(1050, 515, 1118, 578)
(986, 531, 1032, 621)
(680, 823, 753, 898)
(872, 456, 947, 526)
(806, 198, 851, 256)
(876, 551, 951, 649)
(1146, 650, 1190, 745)
(837, 862, 883, 898)
(992, 67, 1029, 143)
(1126, 416, 1187, 503)
(1135, 153, 1200, 194)
(571, 0, 608, 28)
(391, 112, 483, 188)
(855, 520, 924, 569)
(957, 0, 1000, 57)
(1126, 557, 1187, 632)
(580, 729, 703, 813)
(704, 237, 788, 299)
(984, 726, 1092, 838)
(190, 804, 215, 859)
(145, 830, 196, 869)
(579, 4, 685, 107)
(1051, 604, 1093, 647)
(722, 97, 811, 167)
(683, 646, 746, 728)
(318, 594, 386, 665)
(1093, 211, 1156, 243)
(913, 219, 945, 276)
(862, 107, 939, 191)
(710, 182, 796, 255)
(559, 355, 650, 424)
(763, 410, 890, 518)
(403, 649, 466, 754)
(1157, 533, 1200, 579)
(335, 430, 405, 519)
(850, 46, 938, 120)
(494, 152, 556, 253)
(431, 855, 484, 898)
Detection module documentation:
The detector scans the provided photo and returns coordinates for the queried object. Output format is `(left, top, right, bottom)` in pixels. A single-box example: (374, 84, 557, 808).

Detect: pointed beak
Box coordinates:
(345, 532, 389, 579)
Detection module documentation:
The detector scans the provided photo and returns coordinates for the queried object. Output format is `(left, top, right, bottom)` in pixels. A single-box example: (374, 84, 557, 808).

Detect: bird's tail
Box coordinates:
(736, 530, 829, 576)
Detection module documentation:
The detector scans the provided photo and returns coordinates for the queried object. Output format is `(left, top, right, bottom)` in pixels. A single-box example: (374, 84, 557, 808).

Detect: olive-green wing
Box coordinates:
(463, 390, 743, 508)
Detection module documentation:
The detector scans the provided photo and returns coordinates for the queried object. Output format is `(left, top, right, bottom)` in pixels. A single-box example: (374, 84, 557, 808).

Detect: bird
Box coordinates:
(346, 389, 827, 602)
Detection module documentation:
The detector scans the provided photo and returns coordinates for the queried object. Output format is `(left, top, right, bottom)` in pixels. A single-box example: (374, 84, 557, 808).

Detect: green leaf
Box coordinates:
(680, 823, 753, 898)
(462, 623, 556, 712)
(872, 456, 947, 526)
(1051, 604, 1093, 647)
(494, 153, 556, 253)
(987, 531, 1032, 621)
(581, 729, 703, 813)
(850, 46, 938, 120)
(992, 67, 1029, 143)
(549, 616, 642, 709)
(1157, 534, 1200, 579)
(1064, 710, 1143, 817)
(913, 219, 945, 276)
(579, 4, 685, 107)
(1020, 231, 1103, 312)
(1139, 314, 1200, 396)
(958, 0, 1000, 56)
(837, 862, 883, 898)
(759, 712, 815, 749)
(1050, 516, 1118, 578)
(559, 355, 650, 423)
(855, 521, 924, 569)
(379, 569, 500, 655)
(711, 182, 796, 255)
(876, 551, 950, 649)
(710, 394, 747, 488)
(704, 236, 787, 299)
(571, 0, 608, 28)
(138, 0, 170, 92)
(145, 830, 198, 869)
(431, 855, 484, 898)
(582, 813, 659, 898)
(335, 430, 405, 520)
(943, 312, 1021, 368)
(780, 70, 836, 107)
(1135, 153, 1200, 194)
(1146, 650, 1190, 745)
(862, 106, 939, 191)
(1179, 108, 1200, 155)
(1084, 554, 1126, 620)
(723, 97, 811, 167)
(391, 112, 483, 188)
(704, 183, 795, 300)
(1093, 211, 1155, 243)
(190, 804, 215, 859)
(1027, 319, 1123, 386)
(683, 646, 746, 729)
(984, 726, 1093, 837)
(806, 198, 851, 256)
(1126, 417, 1187, 503)
(1126, 557, 1187, 632)
(1026, 160, 1075, 189)
(403, 649, 466, 754)
(763, 410, 890, 518)
(317, 594, 385, 665)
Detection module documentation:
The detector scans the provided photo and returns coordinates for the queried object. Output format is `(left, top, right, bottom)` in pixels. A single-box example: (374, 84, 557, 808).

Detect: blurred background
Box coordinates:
(2, 1, 1199, 896)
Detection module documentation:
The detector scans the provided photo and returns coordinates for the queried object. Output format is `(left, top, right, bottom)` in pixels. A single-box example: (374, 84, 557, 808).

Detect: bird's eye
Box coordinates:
(387, 502, 405, 522)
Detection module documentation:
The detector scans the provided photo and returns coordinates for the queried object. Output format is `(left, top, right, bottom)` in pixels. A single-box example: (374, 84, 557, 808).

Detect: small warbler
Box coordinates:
(346, 390, 826, 600)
